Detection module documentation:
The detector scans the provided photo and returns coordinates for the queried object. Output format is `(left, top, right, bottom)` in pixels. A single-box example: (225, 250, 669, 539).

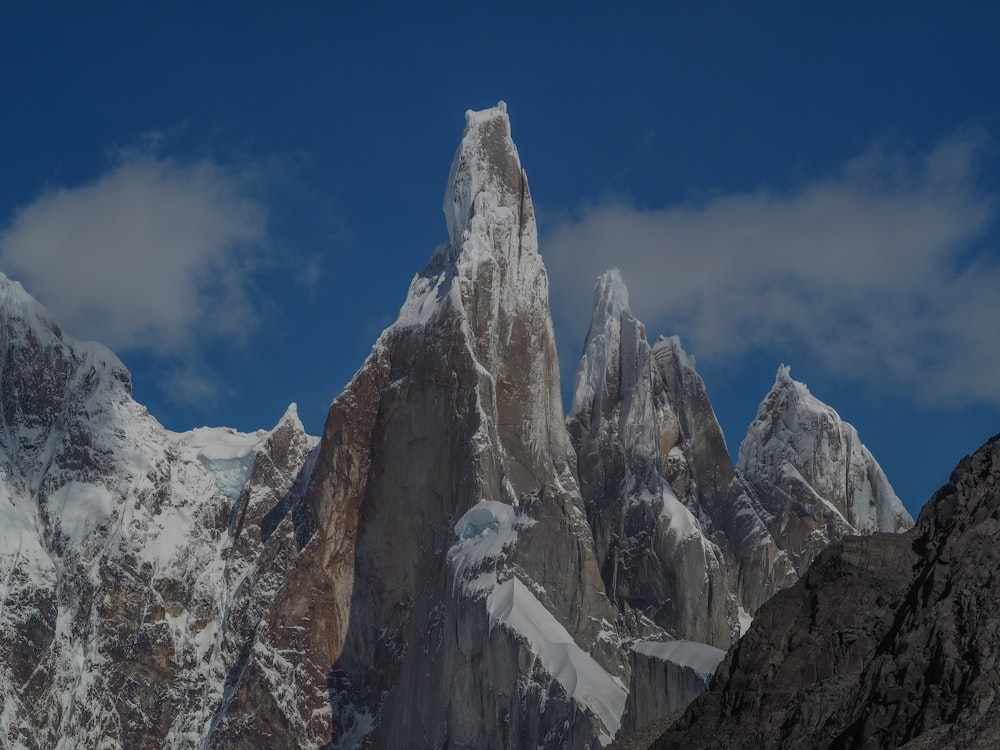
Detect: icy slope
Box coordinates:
(737, 366, 913, 576)
(0, 271, 318, 749)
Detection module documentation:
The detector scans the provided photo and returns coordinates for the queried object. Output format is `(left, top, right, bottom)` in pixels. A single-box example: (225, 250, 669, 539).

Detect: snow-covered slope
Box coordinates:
(737, 366, 913, 576)
(167, 423, 270, 499)
(0, 270, 318, 749)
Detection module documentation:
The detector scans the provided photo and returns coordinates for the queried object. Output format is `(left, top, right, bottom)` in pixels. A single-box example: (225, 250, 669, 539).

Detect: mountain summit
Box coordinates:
(738, 365, 914, 576)
(0, 104, 915, 749)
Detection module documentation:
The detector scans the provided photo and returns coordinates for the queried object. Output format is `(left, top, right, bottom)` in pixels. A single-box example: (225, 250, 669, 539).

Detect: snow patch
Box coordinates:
(448, 500, 534, 594)
(487, 578, 627, 744)
(47, 482, 114, 543)
(631, 639, 726, 679)
(737, 606, 754, 637)
(168, 425, 269, 500)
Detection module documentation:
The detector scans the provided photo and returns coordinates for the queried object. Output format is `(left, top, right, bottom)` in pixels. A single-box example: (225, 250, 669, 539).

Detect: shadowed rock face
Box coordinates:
(566, 272, 736, 648)
(621, 641, 726, 735)
(653, 433, 1000, 750)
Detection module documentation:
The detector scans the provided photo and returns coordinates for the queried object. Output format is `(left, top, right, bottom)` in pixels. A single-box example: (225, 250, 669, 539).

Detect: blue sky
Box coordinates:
(1, 3, 999, 518)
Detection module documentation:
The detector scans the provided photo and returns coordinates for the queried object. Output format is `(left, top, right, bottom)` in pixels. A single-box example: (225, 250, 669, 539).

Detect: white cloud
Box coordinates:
(0, 149, 268, 353)
(160, 366, 223, 407)
(542, 130, 1000, 406)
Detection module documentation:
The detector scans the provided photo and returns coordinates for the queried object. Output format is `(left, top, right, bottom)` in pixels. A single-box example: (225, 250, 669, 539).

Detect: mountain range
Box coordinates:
(0, 102, 918, 749)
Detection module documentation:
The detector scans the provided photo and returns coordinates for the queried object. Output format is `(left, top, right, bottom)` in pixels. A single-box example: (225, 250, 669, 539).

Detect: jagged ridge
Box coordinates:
(654, 433, 1000, 750)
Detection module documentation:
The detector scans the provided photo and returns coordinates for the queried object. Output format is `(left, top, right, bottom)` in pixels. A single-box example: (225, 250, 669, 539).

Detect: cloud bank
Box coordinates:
(0, 149, 268, 355)
(542, 131, 999, 407)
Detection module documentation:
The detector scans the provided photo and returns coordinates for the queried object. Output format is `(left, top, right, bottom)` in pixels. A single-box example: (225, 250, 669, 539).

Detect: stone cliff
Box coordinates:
(654, 433, 1000, 750)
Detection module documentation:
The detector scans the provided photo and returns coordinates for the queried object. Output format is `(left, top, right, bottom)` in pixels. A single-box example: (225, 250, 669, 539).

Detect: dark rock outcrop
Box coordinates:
(654, 433, 1000, 750)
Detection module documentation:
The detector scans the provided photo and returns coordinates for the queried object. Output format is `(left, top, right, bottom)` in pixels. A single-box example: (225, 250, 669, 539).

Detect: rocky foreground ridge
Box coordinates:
(652, 432, 1000, 750)
(0, 102, 911, 749)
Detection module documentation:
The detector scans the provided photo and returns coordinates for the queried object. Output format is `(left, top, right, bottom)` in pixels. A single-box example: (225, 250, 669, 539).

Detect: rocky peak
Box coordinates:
(393, 101, 569, 499)
(403, 100, 539, 335)
(654, 434, 1000, 750)
(222, 102, 628, 749)
(740, 365, 914, 534)
(592, 268, 632, 321)
(570, 269, 649, 440)
(443, 100, 530, 246)
(737, 366, 913, 575)
(0, 272, 132, 485)
(568, 271, 736, 648)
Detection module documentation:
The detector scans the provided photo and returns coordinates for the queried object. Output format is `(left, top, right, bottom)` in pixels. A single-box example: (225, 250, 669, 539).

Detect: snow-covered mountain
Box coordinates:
(0, 272, 318, 748)
(0, 102, 913, 749)
(566, 269, 913, 657)
(737, 365, 914, 577)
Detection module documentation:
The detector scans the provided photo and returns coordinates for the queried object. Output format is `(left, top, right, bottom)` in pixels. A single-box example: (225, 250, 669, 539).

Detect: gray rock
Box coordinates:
(567, 271, 736, 648)
(621, 640, 725, 734)
(652, 433, 1000, 750)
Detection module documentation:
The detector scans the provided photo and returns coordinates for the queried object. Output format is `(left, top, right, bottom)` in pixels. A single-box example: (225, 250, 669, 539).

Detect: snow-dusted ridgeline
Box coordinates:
(737, 366, 913, 576)
(0, 269, 319, 749)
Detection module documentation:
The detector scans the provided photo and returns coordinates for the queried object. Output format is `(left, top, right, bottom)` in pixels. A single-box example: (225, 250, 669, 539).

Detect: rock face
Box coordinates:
(645, 338, 796, 620)
(566, 273, 910, 649)
(567, 272, 737, 648)
(622, 641, 726, 735)
(654, 433, 1000, 750)
(319, 101, 624, 748)
(0, 272, 318, 748)
(218, 101, 628, 749)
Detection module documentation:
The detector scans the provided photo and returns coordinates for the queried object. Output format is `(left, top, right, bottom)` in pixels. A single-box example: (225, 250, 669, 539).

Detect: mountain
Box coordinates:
(0, 102, 915, 749)
(653, 432, 1000, 749)
(211, 100, 629, 749)
(566, 271, 734, 647)
(738, 365, 914, 577)
(566, 271, 912, 649)
(0, 272, 318, 748)
(564, 268, 916, 740)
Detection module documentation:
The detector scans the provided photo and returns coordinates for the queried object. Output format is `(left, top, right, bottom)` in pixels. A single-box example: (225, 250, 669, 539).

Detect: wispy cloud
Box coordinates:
(160, 365, 225, 408)
(542, 129, 999, 406)
(0, 147, 268, 353)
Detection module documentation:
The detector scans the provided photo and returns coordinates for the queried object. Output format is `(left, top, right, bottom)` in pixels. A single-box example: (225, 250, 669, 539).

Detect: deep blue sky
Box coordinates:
(2, 3, 999, 518)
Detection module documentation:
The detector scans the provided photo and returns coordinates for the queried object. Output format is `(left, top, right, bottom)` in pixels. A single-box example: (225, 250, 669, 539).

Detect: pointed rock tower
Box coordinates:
(222, 102, 626, 748)
(567, 270, 735, 648)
